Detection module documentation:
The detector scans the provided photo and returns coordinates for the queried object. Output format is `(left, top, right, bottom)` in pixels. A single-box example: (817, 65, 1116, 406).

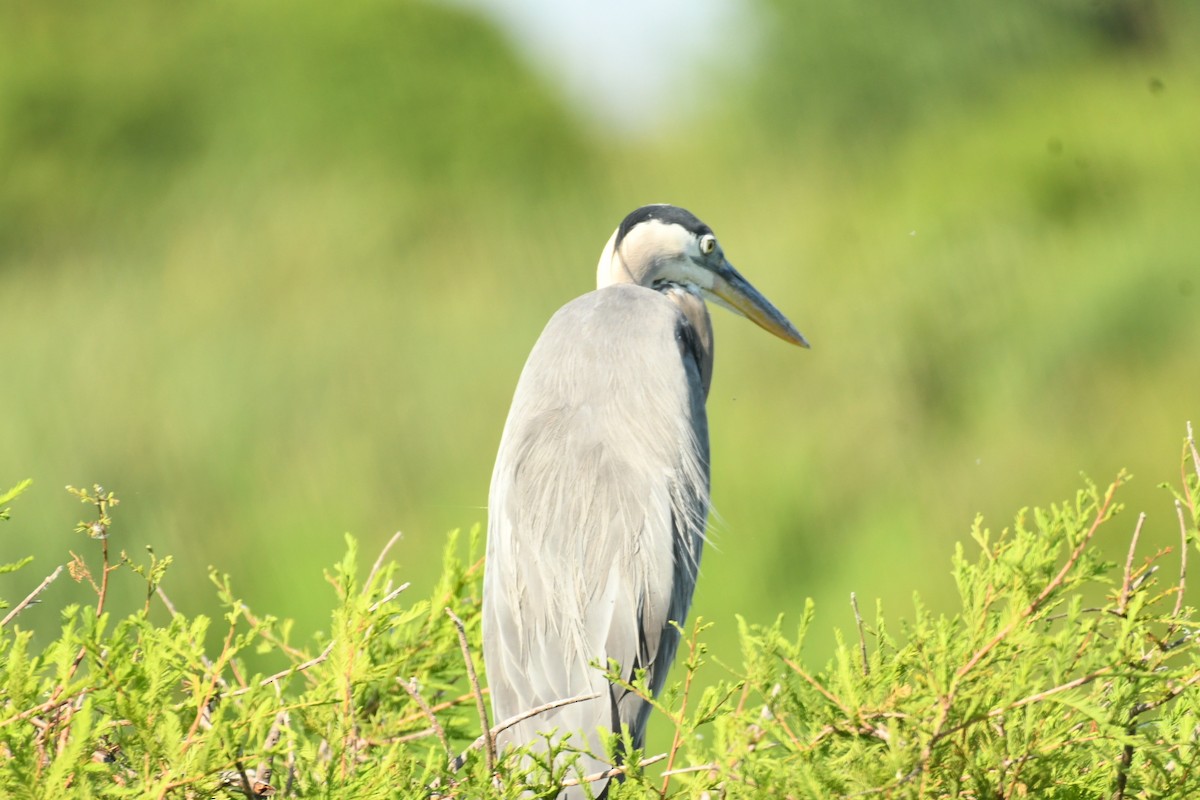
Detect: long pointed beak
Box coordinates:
(708, 261, 810, 348)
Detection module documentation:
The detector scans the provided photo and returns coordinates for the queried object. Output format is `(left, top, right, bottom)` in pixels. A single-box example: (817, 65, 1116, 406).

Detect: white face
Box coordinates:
(596, 219, 723, 291)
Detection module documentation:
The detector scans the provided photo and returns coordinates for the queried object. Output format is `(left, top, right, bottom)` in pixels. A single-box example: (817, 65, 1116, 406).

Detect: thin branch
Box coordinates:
(1, 565, 64, 628)
(244, 641, 335, 696)
(445, 607, 494, 773)
(365, 530, 405, 593)
(1173, 499, 1189, 621)
(155, 584, 181, 616)
(996, 667, 1113, 715)
(488, 692, 602, 742)
(0, 689, 93, 729)
(1117, 513, 1146, 616)
(1186, 421, 1200, 506)
(661, 761, 718, 778)
(401, 678, 452, 761)
(662, 625, 701, 796)
(911, 480, 1124, 784)
(930, 666, 1129, 748)
(95, 529, 113, 619)
(956, 477, 1121, 681)
(782, 657, 853, 718)
(1132, 671, 1200, 716)
(369, 582, 411, 613)
(452, 692, 602, 770)
(851, 592, 869, 677)
(389, 727, 441, 746)
(397, 690, 487, 730)
(558, 753, 668, 790)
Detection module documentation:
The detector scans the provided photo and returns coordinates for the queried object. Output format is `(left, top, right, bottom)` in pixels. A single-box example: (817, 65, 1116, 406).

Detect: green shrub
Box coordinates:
(2, 430, 1197, 798)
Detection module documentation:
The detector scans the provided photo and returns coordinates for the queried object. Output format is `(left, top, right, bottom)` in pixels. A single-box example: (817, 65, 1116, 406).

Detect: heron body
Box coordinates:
(483, 205, 806, 797)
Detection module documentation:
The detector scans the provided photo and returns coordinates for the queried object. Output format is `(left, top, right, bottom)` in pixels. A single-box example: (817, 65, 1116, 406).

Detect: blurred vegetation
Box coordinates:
(1, 0, 1199, 766)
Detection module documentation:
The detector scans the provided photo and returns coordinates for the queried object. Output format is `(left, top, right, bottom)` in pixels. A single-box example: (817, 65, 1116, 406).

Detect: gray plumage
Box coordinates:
(483, 205, 807, 798)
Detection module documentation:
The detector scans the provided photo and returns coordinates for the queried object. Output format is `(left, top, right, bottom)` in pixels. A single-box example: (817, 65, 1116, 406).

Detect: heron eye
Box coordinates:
(699, 234, 716, 255)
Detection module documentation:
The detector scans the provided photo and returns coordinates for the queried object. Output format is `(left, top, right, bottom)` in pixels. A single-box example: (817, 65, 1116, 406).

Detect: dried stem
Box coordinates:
(230, 641, 336, 698)
(782, 657, 853, 718)
(559, 753, 668, 790)
(397, 690, 487, 730)
(1172, 499, 1189, 621)
(365, 530, 405, 592)
(96, 535, 111, 618)
(445, 607, 494, 773)
(1185, 421, 1200, 511)
(401, 678, 451, 761)
(1131, 670, 1200, 716)
(1, 565, 64, 628)
(452, 691, 601, 770)
(851, 592, 869, 676)
(1117, 513, 1146, 616)
(368, 582, 411, 613)
(998, 667, 1113, 714)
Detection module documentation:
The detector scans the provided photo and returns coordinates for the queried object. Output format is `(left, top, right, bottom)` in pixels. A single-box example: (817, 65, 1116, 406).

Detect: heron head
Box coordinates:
(596, 204, 810, 348)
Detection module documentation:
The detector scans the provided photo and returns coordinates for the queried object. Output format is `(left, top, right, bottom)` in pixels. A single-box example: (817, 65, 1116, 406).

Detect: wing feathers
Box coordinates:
(482, 285, 710, 796)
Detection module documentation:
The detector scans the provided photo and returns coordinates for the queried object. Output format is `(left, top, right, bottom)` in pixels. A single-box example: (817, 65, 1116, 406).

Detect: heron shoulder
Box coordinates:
(554, 283, 708, 354)
(495, 284, 710, 464)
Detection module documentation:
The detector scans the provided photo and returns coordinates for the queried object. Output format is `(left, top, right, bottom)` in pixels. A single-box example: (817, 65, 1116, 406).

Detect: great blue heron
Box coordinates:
(483, 204, 807, 797)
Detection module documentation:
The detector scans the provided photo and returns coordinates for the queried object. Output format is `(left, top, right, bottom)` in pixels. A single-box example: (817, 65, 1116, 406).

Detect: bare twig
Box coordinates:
(445, 607, 494, 773)
(851, 592, 869, 676)
(397, 689, 488, 730)
(1132, 670, 1200, 716)
(1117, 513, 1146, 616)
(252, 709, 289, 794)
(368, 582, 411, 613)
(559, 752, 668, 790)
(230, 641, 337, 698)
(365, 530, 405, 593)
(488, 692, 602, 742)
(998, 667, 1113, 714)
(1, 565, 64, 628)
(155, 584, 181, 616)
(401, 678, 452, 761)
(1188, 422, 1200, 476)
(661, 761, 717, 778)
(452, 692, 602, 770)
(1172, 499, 1190, 621)
(782, 657, 853, 718)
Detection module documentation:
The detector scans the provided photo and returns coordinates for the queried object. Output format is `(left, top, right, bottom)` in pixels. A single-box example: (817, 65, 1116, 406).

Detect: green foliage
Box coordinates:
(0, 488, 494, 797)
(2, 432, 1198, 797)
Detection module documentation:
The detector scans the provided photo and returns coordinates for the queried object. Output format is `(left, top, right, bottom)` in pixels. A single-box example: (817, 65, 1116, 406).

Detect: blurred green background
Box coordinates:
(2, 0, 1198, 751)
